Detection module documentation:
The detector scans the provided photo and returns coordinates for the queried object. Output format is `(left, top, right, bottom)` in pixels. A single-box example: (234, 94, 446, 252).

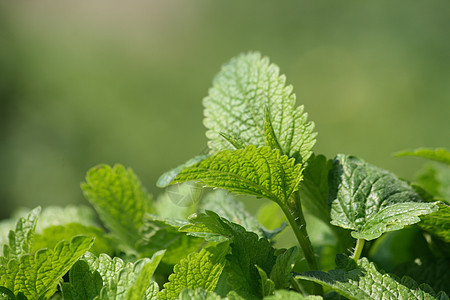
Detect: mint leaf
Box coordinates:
(81, 164, 152, 250)
(256, 265, 275, 297)
(0, 287, 27, 300)
(158, 244, 228, 300)
(415, 164, 450, 203)
(418, 203, 450, 242)
(171, 145, 303, 205)
(35, 205, 99, 232)
(33, 223, 115, 256)
(157, 155, 210, 188)
(298, 154, 332, 224)
(264, 290, 322, 300)
(396, 148, 450, 165)
(200, 190, 286, 240)
(2, 207, 40, 261)
(61, 260, 103, 300)
(298, 254, 448, 300)
(180, 211, 277, 298)
(0, 236, 94, 299)
(82, 250, 164, 300)
(329, 154, 438, 240)
(137, 215, 203, 265)
(269, 247, 299, 289)
(177, 288, 223, 300)
(203, 52, 316, 163)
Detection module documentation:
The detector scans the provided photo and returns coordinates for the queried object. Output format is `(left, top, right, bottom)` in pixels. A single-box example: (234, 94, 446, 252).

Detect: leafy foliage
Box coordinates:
(203, 52, 316, 163)
(0, 53, 448, 300)
(298, 254, 449, 300)
(171, 145, 303, 205)
(396, 148, 450, 165)
(81, 164, 153, 250)
(329, 154, 438, 240)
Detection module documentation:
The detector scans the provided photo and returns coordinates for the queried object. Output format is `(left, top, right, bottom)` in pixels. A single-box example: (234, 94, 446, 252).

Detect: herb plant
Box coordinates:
(0, 52, 449, 300)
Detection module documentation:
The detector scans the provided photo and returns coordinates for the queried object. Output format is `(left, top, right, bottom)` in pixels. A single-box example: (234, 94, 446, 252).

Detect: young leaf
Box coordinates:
(35, 205, 99, 232)
(61, 260, 103, 300)
(264, 290, 322, 300)
(269, 247, 299, 290)
(256, 265, 275, 297)
(157, 155, 210, 188)
(395, 148, 450, 165)
(329, 154, 438, 240)
(158, 244, 229, 300)
(203, 52, 316, 163)
(180, 211, 277, 298)
(32, 223, 115, 256)
(137, 215, 203, 265)
(297, 254, 449, 300)
(81, 164, 152, 250)
(2, 207, 40, 261)
(82, 251, 164, 300)
(200, 189, 286, 240)
(418, 203, 450, 242)
(0, 236, 94, 299)
(177, 288, 223, 300)
(171, 145, 303, 206)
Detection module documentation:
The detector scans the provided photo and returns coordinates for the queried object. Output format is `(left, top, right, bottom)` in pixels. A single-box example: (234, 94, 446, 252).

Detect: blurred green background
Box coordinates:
(1, 1, 449, 220)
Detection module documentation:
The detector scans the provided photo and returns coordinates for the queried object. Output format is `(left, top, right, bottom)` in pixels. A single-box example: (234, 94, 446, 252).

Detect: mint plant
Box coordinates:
(0, 52, 449, 300)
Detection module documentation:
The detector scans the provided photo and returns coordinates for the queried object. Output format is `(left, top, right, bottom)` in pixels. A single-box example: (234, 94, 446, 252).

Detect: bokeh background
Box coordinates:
(1, 0, 449, 220)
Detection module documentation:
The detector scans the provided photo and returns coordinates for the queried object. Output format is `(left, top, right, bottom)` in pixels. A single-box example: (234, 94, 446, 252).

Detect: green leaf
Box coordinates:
(203, 52, 316, 163)
(81, 164, 152, 250)
(154, 183, 201, 219)
(33, 223, 115, 256)
(158, 244, 228, 300)
(81, 251, 164, 300)
(171, 145, 303, 205)
(269, 247, 299, 289)
(35, 205, 99, 233)
(298, 154, 332, 224)
(61, 260, 103, 300)
(0, 236, 94, 299)
(137, 215, 203, 265)
(0, 287, 27, 300)
(264, 290, 322, 300)
(2, 207, 40, 261)
(329, 154, 438, 240)
(256, 266, 275, 297)
(157, 155, 210, 188)
(298, 254, 449, 300)
(418, 203, 450, 242)
(396, 148, 450, 165)
(180, 211, 277, 298)
(177, 288, 223, 300)
(200, 189, 286, 240)
(415, 164, 450, 203)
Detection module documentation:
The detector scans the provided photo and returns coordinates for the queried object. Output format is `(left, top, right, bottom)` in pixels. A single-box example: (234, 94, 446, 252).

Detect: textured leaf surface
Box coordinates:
(2, 207, 40, 262)
(157, 155, 210, 188)
(396, 148, 450, 165)
(0, 236, 94, 299)
(82, 164, 152, 249)
(298, 154, 332, 224)
(181, 211, 277, 298)
(418, 203, 450, 242)
(33, 223, 115, 256)
(203, 52, 316, 162)
(298, 254, 449, 300)
(35, 205, 99, 233)
(137, 215, 203, 265)
(61, 260, 103, 300)
(158, 244, 228, 300)
(269, 247, 299, 289)
(171, 145, 303, 205)
(177, 288, 223, 300)
(200, 189, 285, 240)
(82, 251, 163, 300)
(264, 290, 322, 300)
(329, 154, 437, 240)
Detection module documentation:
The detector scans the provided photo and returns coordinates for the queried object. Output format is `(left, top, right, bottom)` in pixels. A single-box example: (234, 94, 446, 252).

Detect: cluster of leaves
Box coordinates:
(1, 52, 449, 300)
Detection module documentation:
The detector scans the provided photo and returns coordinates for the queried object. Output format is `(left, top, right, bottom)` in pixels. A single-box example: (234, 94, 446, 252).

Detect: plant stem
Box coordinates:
(352, 239, 365, 261)
(281, 190, 322, 295)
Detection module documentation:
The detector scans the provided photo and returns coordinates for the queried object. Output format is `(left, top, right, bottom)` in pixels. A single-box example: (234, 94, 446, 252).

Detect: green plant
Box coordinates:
(0, 52, 449, 300)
